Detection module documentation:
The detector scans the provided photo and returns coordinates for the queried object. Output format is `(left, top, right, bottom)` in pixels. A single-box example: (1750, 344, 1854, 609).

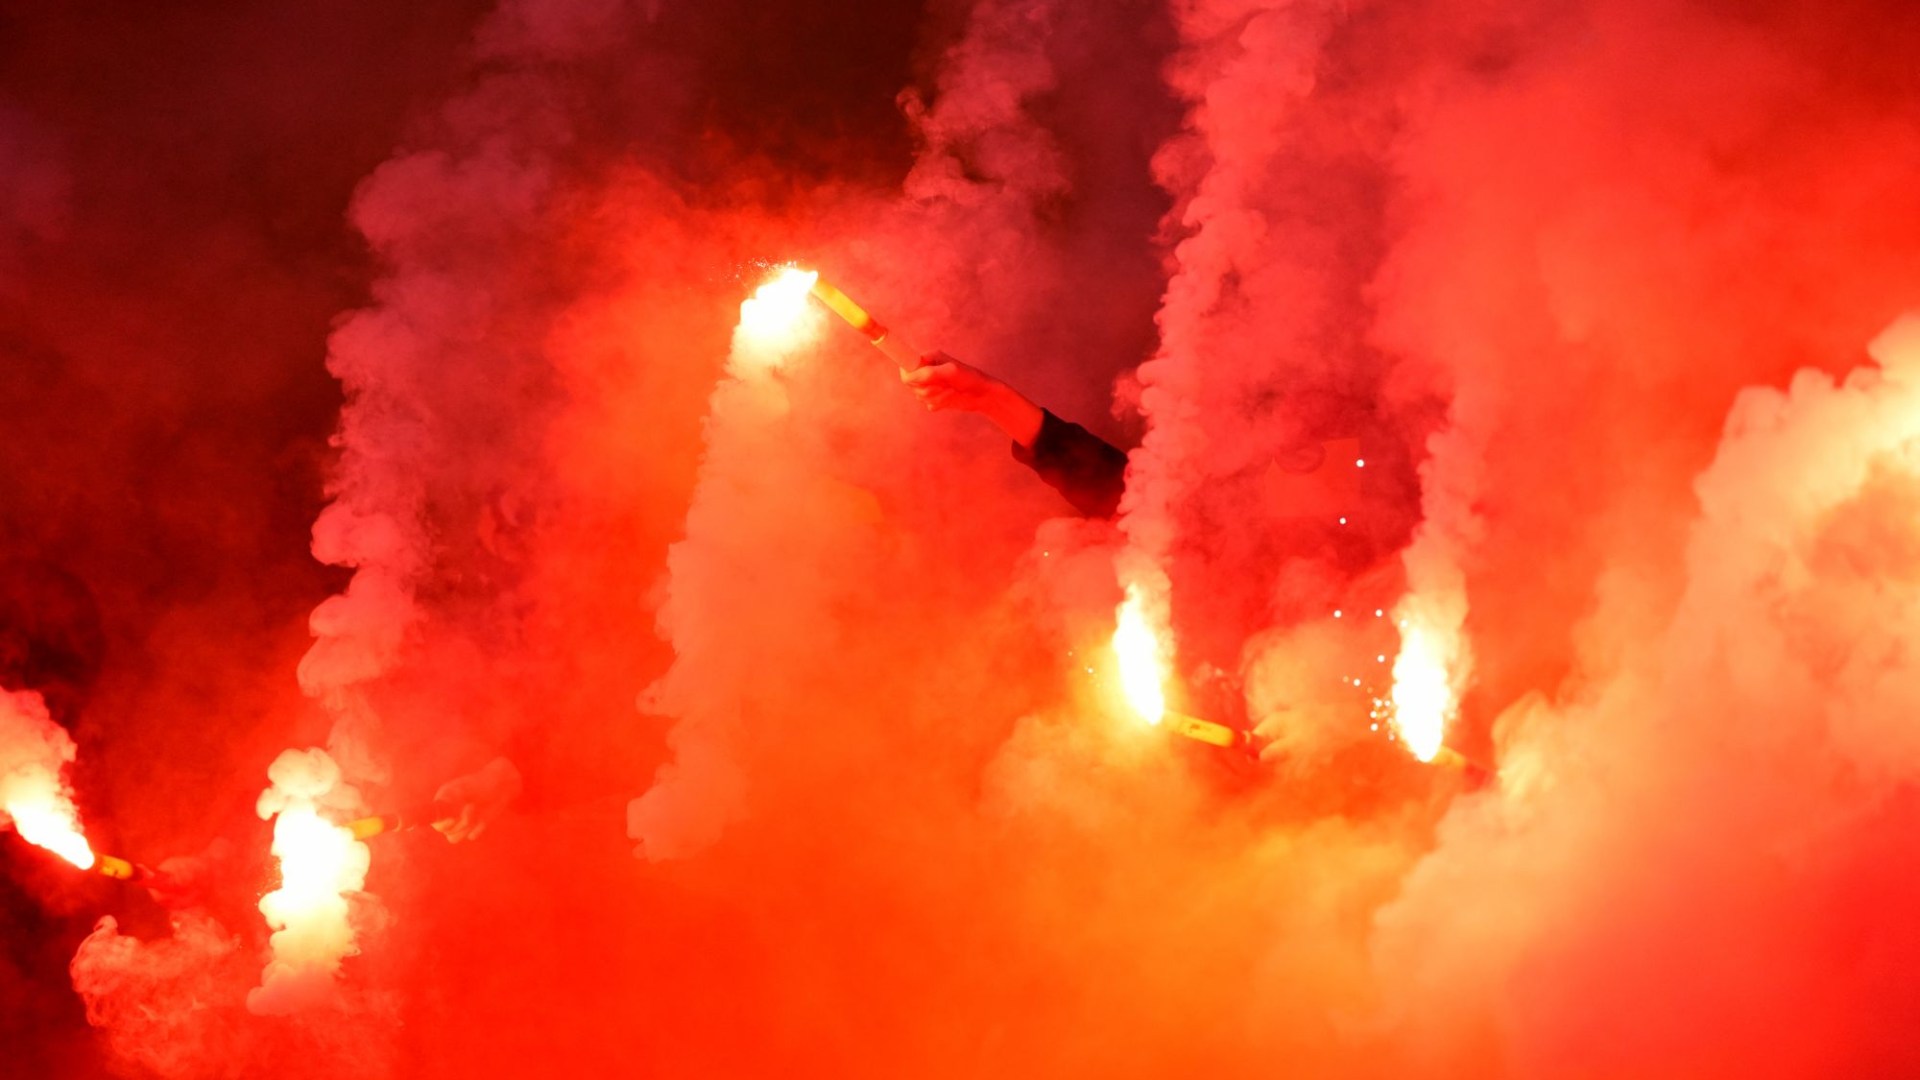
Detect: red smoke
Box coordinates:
(7, 0, 1920, 1077)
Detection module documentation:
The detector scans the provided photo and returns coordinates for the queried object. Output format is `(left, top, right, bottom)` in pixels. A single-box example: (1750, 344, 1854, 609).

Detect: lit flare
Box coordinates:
(1388, 618, 1454, 762)
(806, 274, 928, 370)
(8, 798, 95, 869)
(1112, 584, 1168, 725)
(0, 688, 95, 869)
(249, 748, 369, 1015)
(737, 267, 820, 347)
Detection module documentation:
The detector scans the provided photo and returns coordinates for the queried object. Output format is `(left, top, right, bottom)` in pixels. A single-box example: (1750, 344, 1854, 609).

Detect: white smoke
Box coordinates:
(626, 279, 827, 860)
(247, 747, 371, 1016)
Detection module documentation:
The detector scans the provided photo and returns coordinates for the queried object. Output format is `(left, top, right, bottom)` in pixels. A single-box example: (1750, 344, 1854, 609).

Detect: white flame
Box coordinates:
(1388, 615, 1456, 763)
(0, 688, 94, 869)
(248, 748, 368, 1015)
(1112, 584, 1168, 725)
(736, 267, 821, 351)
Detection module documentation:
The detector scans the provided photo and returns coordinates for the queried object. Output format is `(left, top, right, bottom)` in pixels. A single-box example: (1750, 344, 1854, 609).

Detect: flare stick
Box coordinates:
(808, 277, 927, 371)
(342, 801, 445, 841)
(1164, 709, 1252, 750)
(1431, 745, 1495, 787)
(92, 853, 171, 887)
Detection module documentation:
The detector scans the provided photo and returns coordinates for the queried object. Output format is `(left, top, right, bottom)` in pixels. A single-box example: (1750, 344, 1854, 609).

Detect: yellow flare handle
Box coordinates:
(1430, 745, 1496, 785)
(808, 279, 873, 334)
(344, 801, 447, 841)
(346, 815, 392, 841)
(1165, 710, 1248, 749)
(96, 855, 137, 880)
(809, 277, 927, 371)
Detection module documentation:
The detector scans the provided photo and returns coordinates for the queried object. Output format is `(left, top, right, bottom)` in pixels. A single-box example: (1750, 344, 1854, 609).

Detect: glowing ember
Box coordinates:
(249, 748, 370, 1015)
(0, 688, 95, 870)
(1112, 584, 1168, 725)
(1388, 618, 1454, 762)
(737, 266, 820, 347)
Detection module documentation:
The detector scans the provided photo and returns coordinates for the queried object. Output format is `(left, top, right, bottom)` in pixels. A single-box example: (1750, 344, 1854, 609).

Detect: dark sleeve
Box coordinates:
(1012, 410, 1130, 519)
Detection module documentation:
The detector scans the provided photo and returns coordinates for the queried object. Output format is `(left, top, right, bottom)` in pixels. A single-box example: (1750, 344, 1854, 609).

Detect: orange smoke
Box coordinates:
(626, 265, 833, 861)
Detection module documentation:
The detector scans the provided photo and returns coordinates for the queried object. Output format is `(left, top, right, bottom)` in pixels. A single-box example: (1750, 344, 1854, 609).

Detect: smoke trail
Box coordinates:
(1120, 0, 1419, 765)
(1376, 315, 1920, 1076)
(298, 0, 638, 794)
(625, 274, 825, 859)
(894, 0, 1172, 425)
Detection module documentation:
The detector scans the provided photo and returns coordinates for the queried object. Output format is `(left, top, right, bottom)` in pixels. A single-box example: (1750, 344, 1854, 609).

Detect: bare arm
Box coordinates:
(898, 352, 1128, 518)
(898, 354, 1045, 448)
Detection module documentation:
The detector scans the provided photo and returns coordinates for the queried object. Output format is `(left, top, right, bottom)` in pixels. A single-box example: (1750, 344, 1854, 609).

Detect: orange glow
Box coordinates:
(736, 267, 820, 348)
(1388, 618, 1453, 762)
(7, 795, 96, 870)
(1112, 583, 1168, 725)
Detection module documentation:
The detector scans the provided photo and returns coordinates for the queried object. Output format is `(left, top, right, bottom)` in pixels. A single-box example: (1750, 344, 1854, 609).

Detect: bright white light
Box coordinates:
(1112, 585, 1167, 725)
(737, 268, 820, 348)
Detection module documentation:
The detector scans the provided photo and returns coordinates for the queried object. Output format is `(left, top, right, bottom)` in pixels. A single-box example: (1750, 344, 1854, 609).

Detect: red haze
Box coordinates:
(5, 0, 1920, 1077)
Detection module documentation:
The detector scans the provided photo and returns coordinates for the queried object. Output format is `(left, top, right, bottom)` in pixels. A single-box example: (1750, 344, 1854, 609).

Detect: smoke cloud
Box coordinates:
(70, 914, 253, 1080)
(7, 0, 1920, 1077)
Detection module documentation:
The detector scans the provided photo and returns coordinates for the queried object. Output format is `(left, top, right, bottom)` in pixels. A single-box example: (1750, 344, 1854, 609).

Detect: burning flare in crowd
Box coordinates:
(1112, 583, 1168, 726)
(249, 748, 370, 1015)
(1109, 583, 1252, 750)
(805, 274, 928, 370)
(1387, 612, 1457, 763)
(737, 266, 821, 349)
(0, 687, 95, 870)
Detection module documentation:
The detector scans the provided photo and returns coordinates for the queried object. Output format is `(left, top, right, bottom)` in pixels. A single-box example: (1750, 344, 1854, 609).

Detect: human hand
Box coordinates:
(899, 353, 1007, 413)
(900, 353, 1044, 446)
(432, 757, 523, 843)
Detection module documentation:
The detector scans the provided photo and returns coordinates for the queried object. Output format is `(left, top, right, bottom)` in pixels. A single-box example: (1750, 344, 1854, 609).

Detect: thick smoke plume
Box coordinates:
(9, 0, 1920, 1077)
(1375, 316, 1920, 1076)
(70, 915, 253, 1080)
(626, 275, 824, 858)
(1124, 0, 1421, 768)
